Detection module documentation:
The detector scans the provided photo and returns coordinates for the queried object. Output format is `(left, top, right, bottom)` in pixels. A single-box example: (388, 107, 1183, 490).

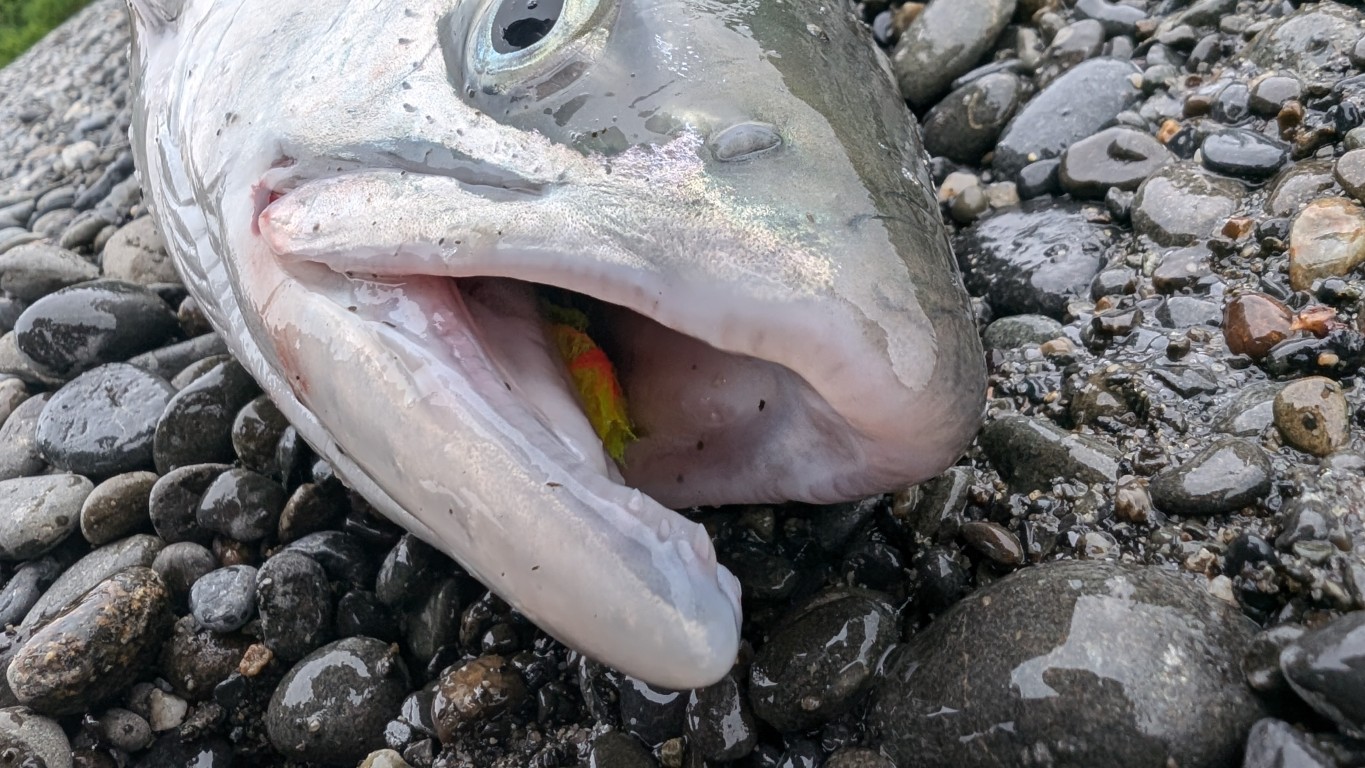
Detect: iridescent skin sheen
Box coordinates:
(127, 0, 984, 687)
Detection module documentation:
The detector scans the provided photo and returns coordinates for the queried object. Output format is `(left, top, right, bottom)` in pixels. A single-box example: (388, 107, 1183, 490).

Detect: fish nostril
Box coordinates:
(709, 122, 782, 162)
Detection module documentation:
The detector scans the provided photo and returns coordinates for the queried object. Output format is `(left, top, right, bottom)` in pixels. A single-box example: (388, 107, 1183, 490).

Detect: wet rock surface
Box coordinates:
(869, 561, 1266, 767)
(2, 0, 1365, 765)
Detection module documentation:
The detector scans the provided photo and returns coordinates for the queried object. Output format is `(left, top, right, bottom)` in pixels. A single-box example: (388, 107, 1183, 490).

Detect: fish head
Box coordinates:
(128, 0, 985, 688)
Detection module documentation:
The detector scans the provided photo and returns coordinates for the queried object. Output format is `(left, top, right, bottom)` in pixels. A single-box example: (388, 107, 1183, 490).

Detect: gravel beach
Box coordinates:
(2, 0, 1365, 766)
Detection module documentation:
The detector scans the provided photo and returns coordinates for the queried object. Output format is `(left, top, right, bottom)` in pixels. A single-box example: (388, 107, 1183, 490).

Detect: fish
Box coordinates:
(126, 0, 985, 688)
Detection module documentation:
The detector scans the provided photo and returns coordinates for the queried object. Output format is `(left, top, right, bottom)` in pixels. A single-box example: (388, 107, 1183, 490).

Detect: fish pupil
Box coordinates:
(491, 0, 563, 52)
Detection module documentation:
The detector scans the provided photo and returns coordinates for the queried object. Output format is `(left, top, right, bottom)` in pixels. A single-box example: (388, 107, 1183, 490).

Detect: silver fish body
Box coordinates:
(127, 0, 984, 687)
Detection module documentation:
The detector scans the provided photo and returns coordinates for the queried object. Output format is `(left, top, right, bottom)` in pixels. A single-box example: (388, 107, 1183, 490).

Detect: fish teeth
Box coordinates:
(690, 523, 716, 568)
(656, 514, 674, 541)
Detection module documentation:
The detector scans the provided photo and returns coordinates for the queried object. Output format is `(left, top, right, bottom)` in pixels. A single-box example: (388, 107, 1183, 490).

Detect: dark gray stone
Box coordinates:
(922, 73, 1023, 164)
(892, 0, 1016, 108)
(36, 363, 174, 477)
(1281, 612, 1365, 738)
(994, 58, 1142, 178)
(1059, 127, 1173, 198)
(869, 561, 1266, 768)
(1132, 162, 1246, 246)
(980, 414, 1120, 491)
(955, 200, 1117, 318)
(266, 638, 410, 764)
(749, 588, 897, 732)
(1149, 439, 1272, 516)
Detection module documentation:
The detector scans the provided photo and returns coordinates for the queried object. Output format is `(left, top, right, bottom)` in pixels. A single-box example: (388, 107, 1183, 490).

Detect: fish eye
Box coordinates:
(491, 0, 564, 53)
(457, 0, 617, 97)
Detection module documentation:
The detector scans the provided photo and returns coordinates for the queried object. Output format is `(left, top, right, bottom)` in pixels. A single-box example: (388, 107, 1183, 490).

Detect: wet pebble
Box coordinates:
(189, 565, 258, 633)
(1333, 149, 1365, 203)
(266, 637, 411, 764)
(35, 363, 174, 476)
(588, 731, 654, 768)
(980, 414, 1120, 491)
(0, 242, 97, 301)
(1274, 377, 1350, 456)
(959, 520, 1024, 566)
(1241, 718, 1335, 768)
(0, 394, 49, 481)
(981, 314, 1064, 350)
(685, 671, 756, 762)
(79, 471, 156, 546)
(1200, 128, 1289, 179)
(256, 550, 334, 662)
(0, 474, 91, 561)
(153, 359, 260, 473)
(1265, 160, 1337, 218)
(150, 541, 217, 607)
(431, 655, 527, 741)
(13, 280, 180, 377)
(6, 567, 171, 716)
(954, 200, 1116, 318)
(1250, 75, 1303, 116)
(230, 395, 289, 476)
(1059, 127, 1172, 199)
(921, 73, 1022, 164)
(147, 463, 229, 545)
(869, 561, 1265, 767)
(1244, 1, 1362, 85)
(748, 588, 896, 732)
(1149, 439, 1272, 516)
(100, 216, 178, 285)
(1132, 162, 1246, 246)
(157, 615, 252, 701)
(618, 677, 685, 747)
(0, 706, 72, 768)
(994, 58, 1142, 178)
(892, 0, 1015, 108)
(1288, 197, 1365, 290)
(1075, 0, 1145, 35)
(195, 468, 286, 542)
(1223, 293, 1293, 359)
(0, 558, 62, 628)
(95, 707, 153, 753)
(1280, 612, 1365, 738)
(20, 534, 164, 630)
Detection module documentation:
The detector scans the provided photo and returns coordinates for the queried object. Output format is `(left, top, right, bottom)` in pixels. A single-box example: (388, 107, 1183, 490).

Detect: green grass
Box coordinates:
(0, 0, 93, 69)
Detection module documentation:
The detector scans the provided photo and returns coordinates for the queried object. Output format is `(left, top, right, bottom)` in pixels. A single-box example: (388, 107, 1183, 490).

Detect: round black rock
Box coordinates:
(266, 637, 411, 763)
(1280, 611, 1365, 738)
(35, 363, 174, 477)
(954, 200, 1117, 318)
(1149, 439, 1273, 516)
(147, 463, 230, 546)
(921, 73, 1023, 164)
(153, 359, 260, 474)
(869, 561, 1267, 768)
(1200, 128, 1290, 179)
(256, 550, 335, 662)
(686, 672, 757, 763)
(13, 280, 180, 377)
(195, 468, 286, 543)
(749, 588, 897, 732)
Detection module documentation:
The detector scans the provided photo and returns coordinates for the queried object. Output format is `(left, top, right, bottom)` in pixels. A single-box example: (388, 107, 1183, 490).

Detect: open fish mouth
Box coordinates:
(254, 161, 914, 512)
